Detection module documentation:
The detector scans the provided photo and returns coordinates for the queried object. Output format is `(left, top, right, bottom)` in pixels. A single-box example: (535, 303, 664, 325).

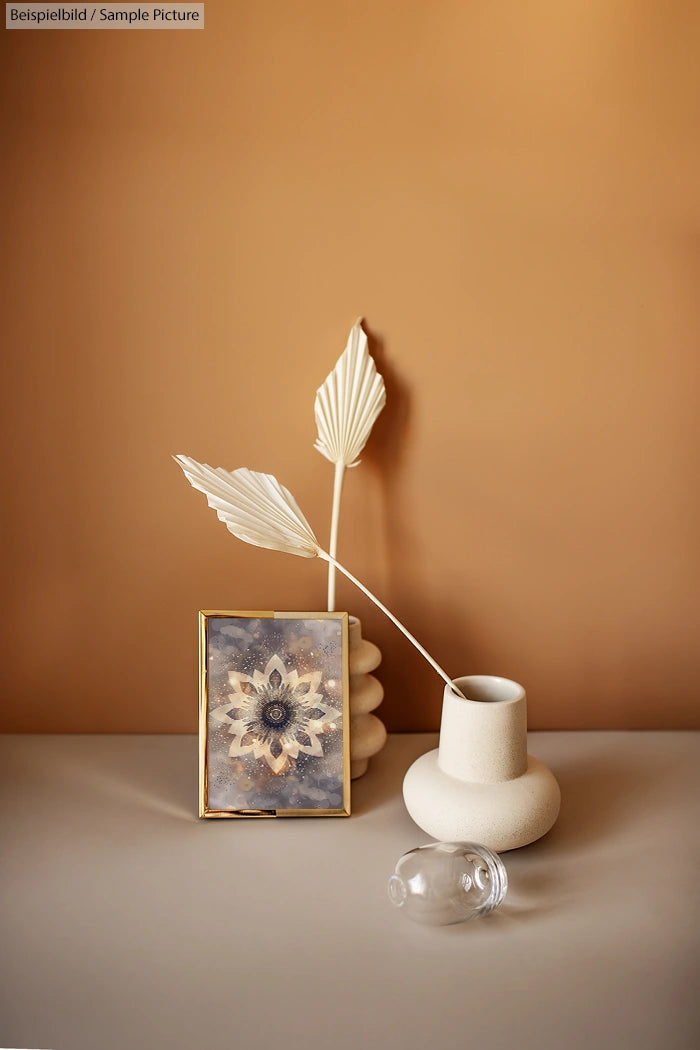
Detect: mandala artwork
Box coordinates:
(211, 654, 342, 775)
(204, 616, 347, 813)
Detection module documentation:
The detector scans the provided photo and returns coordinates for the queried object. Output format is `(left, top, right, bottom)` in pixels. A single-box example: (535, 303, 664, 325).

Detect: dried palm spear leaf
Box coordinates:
(175, 456, 319, 557)
(314, 319, 385, 610)
(174, 456, 463, 697)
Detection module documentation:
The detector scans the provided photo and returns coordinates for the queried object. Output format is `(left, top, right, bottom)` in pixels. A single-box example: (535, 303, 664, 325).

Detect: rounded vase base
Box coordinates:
(403, 749, 561, 853)
(351, 758, 369, 779)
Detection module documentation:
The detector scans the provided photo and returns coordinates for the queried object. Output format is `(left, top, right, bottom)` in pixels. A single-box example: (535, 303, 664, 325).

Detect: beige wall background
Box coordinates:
(1, 1, 698, 733)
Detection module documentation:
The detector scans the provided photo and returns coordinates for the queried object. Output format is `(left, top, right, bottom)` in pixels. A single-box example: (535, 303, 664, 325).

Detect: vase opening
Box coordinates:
(387, 874, 408, 907)
(453, 675, 525, 705)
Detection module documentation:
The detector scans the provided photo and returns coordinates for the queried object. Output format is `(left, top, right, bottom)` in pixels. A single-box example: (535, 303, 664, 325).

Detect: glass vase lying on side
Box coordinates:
(387, 842, 508, 926)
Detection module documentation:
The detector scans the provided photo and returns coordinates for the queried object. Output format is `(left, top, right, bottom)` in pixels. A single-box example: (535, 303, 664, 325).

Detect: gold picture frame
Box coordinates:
(199, 611, 350, 818)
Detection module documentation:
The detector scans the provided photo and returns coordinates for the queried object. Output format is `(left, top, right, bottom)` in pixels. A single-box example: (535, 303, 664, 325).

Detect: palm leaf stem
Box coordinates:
(319, 551, 465, 699)
(327, 461, 345, 611)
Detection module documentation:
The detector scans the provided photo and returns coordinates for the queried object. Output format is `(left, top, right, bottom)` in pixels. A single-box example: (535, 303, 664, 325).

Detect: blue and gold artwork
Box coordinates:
(203, 614, 348, 815)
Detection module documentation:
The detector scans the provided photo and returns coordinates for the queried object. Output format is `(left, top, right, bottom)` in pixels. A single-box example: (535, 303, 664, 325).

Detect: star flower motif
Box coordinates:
(211, 654, 342, 775)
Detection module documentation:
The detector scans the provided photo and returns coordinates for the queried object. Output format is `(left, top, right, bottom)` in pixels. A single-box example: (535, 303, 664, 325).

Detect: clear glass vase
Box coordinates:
(388, 842, 508, 925)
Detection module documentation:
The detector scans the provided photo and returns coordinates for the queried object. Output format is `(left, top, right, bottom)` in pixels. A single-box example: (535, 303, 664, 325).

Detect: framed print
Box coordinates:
(199, 611, 350, 818)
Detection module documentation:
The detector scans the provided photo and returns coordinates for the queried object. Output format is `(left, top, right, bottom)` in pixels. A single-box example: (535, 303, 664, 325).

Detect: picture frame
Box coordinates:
(199, 611, 350, 818)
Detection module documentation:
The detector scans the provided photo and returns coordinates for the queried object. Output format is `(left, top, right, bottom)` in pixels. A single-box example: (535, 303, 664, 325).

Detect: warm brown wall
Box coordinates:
(2, 2, 698, 733)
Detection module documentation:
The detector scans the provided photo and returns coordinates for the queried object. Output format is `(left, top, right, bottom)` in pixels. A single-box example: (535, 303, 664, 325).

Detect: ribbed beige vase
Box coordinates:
(402, 675, 560, 852)
(348, 617, 386, 779)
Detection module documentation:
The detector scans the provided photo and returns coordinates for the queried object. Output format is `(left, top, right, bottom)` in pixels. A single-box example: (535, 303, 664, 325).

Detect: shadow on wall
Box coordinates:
(362, 322, 414, 590)
(351, 322, 485, 728)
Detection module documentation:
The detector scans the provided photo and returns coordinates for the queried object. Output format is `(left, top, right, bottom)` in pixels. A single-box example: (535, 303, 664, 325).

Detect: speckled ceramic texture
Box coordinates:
(403, 675, 561, 852)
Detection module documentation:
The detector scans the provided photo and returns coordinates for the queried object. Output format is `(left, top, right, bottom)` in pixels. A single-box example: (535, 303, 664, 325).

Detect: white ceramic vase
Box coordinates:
(402, 675, 560, 852)
(348, 617, 386, 779)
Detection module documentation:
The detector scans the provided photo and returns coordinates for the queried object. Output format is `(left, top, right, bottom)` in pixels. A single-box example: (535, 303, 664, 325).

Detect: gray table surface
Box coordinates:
(1, 731, 699, 1050)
